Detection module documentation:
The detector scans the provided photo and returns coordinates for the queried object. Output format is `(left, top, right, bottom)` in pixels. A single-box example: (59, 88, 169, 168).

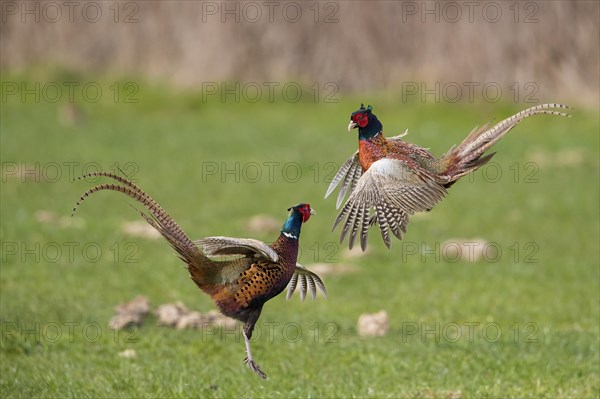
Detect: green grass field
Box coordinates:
(1, 75, 598, 398)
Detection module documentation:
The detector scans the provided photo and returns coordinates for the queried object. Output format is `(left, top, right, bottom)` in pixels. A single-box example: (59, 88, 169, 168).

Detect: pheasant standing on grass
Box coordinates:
(326, 103, 570, 250)
(72, 172, 326, 379)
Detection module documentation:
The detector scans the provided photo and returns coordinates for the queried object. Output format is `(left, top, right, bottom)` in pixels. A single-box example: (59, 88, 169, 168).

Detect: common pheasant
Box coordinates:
(73, 172, 326, 379)
(326, 103, 570, 250)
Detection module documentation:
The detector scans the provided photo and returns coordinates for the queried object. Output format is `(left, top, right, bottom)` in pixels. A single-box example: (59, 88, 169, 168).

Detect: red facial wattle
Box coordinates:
(301, 205, 312, 222)
(352, 113, 369, 128)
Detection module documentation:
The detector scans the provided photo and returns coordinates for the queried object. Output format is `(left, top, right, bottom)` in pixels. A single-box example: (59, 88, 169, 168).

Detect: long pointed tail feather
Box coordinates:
(443, 103, 570, 181)
(72, 172, 209, 270)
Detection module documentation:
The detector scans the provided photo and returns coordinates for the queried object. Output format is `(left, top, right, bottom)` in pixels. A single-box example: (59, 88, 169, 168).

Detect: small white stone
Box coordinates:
(245, 214, 281, 234)
(155, 302, 188, 327)
(118, 349, 137, 359)
(357, 310, 389, 337)
(121, 220, 161, 239)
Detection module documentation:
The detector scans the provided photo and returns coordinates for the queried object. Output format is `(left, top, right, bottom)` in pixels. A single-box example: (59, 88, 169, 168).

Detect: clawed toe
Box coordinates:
(244, 357, 267, 379)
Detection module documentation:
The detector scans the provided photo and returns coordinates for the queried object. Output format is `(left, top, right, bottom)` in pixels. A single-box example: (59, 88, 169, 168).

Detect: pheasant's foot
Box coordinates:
(244, 357, 267, 379)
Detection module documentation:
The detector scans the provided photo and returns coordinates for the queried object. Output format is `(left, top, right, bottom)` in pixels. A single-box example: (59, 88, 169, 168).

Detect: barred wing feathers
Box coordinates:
(325, 152, 362, 209)
(194, 237, 279, 262)
(286, 264, 327, 301)
(333, 158, 447, 250)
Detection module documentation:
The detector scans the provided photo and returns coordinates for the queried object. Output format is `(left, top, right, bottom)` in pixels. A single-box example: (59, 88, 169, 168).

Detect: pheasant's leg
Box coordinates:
(243, 330, 267, 379)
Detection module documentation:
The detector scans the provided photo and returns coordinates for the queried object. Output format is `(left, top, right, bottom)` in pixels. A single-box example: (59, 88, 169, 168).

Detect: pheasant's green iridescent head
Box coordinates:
(281, 203, 315, 239)
(348, 103, 383, 140)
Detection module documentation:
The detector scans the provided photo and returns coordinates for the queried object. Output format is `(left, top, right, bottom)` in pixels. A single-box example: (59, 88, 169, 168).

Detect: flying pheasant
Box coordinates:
(326, 103, 570, 250)
(73, 172, 326, 379)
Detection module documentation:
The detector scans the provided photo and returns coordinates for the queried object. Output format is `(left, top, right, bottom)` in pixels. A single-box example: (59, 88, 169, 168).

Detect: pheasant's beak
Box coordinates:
(310, 208, 316, 215)
(348, 121, 358, 131)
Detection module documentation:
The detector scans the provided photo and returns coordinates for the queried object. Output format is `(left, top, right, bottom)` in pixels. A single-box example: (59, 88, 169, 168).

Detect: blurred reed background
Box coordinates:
(1, 0, 598, 106)
(1, 3, 599, 396)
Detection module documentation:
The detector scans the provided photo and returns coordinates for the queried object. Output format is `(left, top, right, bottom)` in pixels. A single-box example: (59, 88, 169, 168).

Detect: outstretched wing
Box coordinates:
(325, 152, 363, 209)
(333, 158, 447, 250)
(286, 264, 327, 301)
(194, 236, 279, 262)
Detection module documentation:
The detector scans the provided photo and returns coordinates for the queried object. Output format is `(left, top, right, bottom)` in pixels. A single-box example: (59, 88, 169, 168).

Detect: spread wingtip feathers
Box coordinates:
(286, 265, 327, 301)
